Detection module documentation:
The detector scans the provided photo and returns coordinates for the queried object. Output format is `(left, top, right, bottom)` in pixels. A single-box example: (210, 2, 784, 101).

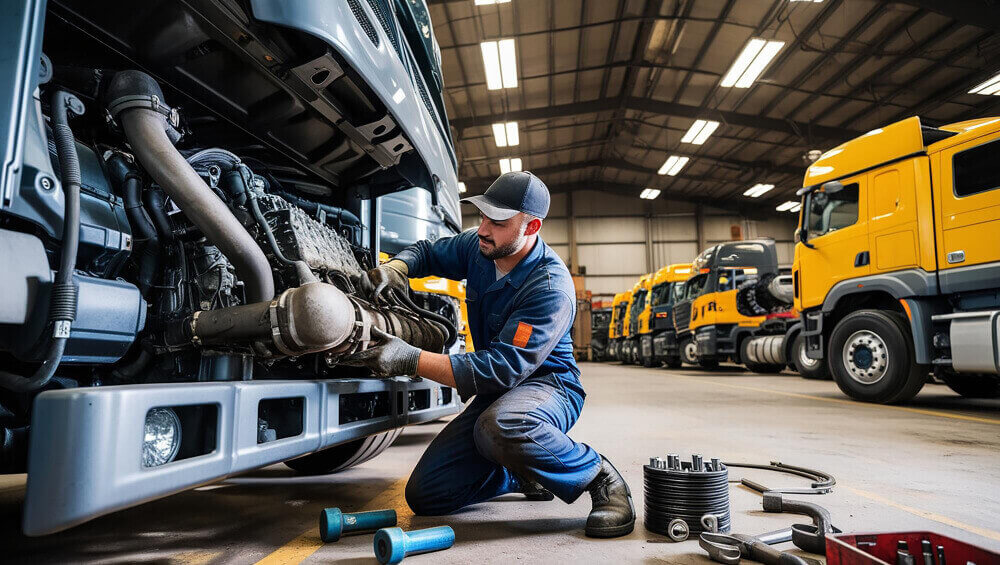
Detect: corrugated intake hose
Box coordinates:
(0, 91, 83, 392)
(179, 282, 446, 359)
(107, 70, 275, 303)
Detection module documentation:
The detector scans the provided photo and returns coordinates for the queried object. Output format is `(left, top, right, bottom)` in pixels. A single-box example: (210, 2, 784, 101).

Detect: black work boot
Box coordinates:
(585, 455, 635, 538)
(514, 473, 555, 501)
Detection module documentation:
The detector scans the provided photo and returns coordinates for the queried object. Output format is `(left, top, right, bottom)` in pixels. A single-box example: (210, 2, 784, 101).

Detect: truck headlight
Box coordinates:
(143, 408, 181, 467)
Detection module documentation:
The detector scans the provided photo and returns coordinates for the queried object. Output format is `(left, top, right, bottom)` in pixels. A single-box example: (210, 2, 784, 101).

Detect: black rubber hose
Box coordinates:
(390, 288, 458, 348)
(247, 194, 317, 283)
(109, 154, 159, 295)
(0, 91, 83, 392)
(143, 188, 174, 241)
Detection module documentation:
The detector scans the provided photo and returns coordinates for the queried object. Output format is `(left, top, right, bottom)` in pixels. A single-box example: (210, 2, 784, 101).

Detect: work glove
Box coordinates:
(339, 327, 421, 377)
(362, 259, 410, 303)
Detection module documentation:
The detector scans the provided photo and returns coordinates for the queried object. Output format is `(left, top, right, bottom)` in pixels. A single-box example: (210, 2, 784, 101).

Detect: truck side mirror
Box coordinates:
(821, 180, 844, 194)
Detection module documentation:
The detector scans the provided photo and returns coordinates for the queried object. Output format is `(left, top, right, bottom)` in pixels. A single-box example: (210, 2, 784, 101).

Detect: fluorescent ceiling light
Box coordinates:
(639, 188, 661, 200)
(789, 203, 802, 212)
(775, 200, 799, 212)
(475, 0, 510, 4)
(458, 182, 467, 193)
(743, 183, 775, 198)
(720, 38, 785, 88)
(789, 0, 823, 2)
(657, 155, 690, 176)
(492, 121, 519, 147)
(481, 40, 517, 90)
(499, 157, 522, 174)
(680, 120, 720, 145)
(969, 72, 1000, 96)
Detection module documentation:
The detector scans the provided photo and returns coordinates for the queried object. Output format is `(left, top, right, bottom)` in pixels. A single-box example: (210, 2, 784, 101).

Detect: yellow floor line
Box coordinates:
(254, 476, 411, 565)
(670, 374, 1000, 425)
(845, 486, 1000, 542)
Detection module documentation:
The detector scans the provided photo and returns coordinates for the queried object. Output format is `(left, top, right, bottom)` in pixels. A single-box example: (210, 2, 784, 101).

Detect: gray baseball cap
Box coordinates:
(461, 171, 550, 221)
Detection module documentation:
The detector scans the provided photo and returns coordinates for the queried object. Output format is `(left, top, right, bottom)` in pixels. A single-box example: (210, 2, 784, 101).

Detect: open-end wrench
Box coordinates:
(699, 532, 821, 565)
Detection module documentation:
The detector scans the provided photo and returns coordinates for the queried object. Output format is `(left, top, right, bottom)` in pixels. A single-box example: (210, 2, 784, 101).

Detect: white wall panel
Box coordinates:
(651, 242, 699, 268)
(578, 243, 646, 275)
(650, 215, 697, 241)
(549, 244, 570, 266)
(589, 275, 642, 298)
(575, 217, 645, 244)
(541, 218, 569, 244)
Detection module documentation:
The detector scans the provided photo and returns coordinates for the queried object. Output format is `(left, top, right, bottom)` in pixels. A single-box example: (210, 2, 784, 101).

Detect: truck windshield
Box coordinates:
(670, 282, 687, 302)
(684, 274, 709, 298)
(650, 282, 672, 306)
(804, 183, 859, 238)
(630, 290, 648, 318)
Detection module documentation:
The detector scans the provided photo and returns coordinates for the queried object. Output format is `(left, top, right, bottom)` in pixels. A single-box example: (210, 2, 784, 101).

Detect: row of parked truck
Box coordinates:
(590, 115, 1000, 405)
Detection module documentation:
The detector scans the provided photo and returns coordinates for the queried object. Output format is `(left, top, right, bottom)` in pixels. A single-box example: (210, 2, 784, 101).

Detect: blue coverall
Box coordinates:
(394, 229, 602, 515)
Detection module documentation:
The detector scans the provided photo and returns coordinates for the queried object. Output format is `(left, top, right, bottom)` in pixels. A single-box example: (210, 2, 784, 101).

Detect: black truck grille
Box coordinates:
(673, 300, 692, 334)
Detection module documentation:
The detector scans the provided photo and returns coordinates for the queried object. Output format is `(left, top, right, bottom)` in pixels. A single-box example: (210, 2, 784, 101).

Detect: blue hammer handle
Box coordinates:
(320, 508, 397, 542)
(374, 526, 455, 564)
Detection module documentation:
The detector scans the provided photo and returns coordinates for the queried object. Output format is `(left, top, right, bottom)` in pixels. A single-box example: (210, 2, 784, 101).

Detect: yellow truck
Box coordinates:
(622, 274, 653, 364)
(607, 291, 629, 361)
(793, 115, 1000, 403)
(645, 263, 693, 368)
(673, 240, 783, 371)
(410, 276, 473, 353)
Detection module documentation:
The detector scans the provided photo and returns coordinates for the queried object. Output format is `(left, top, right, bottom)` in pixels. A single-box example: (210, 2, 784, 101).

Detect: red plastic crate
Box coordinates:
(827, 531, 1000, 565)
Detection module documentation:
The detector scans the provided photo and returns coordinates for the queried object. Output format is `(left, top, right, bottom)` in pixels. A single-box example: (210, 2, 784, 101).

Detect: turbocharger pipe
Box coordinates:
(186, 282, 445, 358)
(107, 71, 275, 303)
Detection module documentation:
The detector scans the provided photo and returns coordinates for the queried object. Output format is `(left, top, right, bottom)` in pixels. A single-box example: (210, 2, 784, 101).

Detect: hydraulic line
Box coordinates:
(0, 91, 83, 392)
(389, 288, 458, 348)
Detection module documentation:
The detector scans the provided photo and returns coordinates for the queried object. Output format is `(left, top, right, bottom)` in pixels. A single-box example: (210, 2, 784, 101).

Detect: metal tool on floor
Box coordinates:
(761, 492, 839, 554)
(723, 461, 835, 495)
(699, 531, 821, 565)
(644, 453, 731, 538)
(374, 526, 455, 564)
(319, 508, 397, 542)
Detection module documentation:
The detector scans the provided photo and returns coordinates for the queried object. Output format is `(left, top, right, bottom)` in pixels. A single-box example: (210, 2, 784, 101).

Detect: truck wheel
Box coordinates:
(940, 373, 1000, 398)
(664, 356, 683, 369)
(285, 428, 403, 474)
(791, 333, 830, 380)
(680, 338, 698, 366)
(829, 310, 927, 404)
(641, 338, 656, 367)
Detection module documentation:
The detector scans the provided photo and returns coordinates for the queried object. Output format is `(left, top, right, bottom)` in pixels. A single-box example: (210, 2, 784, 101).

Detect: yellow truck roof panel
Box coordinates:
(612, 292, 627, 306)
(652, 263, 693, 285)
(804, 116, 924, 187)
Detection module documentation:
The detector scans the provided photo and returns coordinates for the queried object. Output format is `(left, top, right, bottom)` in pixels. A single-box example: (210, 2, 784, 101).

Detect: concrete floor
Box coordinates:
(2, 362, 999, 564)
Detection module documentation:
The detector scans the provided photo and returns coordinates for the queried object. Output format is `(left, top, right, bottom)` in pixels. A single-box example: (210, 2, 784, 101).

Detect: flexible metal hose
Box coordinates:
(0, 91, 83, 392)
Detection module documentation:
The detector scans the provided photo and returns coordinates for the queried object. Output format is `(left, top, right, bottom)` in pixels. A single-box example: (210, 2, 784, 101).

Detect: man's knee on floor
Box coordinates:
(473, 406, 538, 463)
(404, 473, 440, 516)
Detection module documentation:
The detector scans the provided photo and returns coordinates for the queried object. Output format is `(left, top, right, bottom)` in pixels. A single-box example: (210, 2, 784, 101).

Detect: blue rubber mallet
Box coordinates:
(320, 508, 397, 542)
(373, 526, 455, 564)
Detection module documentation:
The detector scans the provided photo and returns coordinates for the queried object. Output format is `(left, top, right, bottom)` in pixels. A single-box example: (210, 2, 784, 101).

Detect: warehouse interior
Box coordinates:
(1, 0, 999, 563)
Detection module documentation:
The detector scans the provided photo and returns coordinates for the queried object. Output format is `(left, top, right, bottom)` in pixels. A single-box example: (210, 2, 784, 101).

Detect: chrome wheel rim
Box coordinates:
(798, 343, 820, 369)
(842, 330, 888, 385)
(683, 341, 698, 364)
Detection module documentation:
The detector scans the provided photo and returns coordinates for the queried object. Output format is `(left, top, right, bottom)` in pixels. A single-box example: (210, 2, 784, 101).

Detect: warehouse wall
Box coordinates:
(460, 190, 797, 300)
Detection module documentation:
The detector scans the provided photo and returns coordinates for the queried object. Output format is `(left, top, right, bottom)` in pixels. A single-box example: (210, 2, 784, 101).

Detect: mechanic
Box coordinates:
(344, 171, 635, 538)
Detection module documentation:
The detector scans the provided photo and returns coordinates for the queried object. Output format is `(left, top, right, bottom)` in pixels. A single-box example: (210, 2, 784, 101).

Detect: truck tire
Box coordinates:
(664, 356, 683, 369)
(739, 338, 785, 374)
(828, 310, 927, 404)
(680, 337, 698, 366)
(791, 333, 830, 380)
(285, 428, 403, 474)
(640, 336, 656, 367)
(940, 373, 1000, 398)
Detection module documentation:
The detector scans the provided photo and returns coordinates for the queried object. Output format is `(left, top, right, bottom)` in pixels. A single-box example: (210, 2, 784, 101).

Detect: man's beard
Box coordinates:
(479, 230, 527, 260)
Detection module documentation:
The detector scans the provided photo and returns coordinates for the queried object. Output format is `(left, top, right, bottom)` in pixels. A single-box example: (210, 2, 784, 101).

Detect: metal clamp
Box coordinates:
(667, 518, 690, 542)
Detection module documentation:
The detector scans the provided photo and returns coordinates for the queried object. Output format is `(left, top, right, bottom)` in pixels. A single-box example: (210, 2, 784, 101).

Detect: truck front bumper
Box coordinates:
(24, 378, 460, 536)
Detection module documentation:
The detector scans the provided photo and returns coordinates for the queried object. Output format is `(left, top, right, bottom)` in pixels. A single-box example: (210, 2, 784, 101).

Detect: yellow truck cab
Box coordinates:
(644, 263, 692, 368)
(623, 274, 653, 364)
(794, 116, 1000, 403)
(607, 292, 629, 361)
(675, 240, 780, 370)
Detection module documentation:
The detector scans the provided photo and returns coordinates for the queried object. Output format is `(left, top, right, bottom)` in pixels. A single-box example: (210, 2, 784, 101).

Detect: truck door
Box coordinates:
(796, 177, 869, 309)
(933, 131, 1000, 292)
(867, 162, 921, 274)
